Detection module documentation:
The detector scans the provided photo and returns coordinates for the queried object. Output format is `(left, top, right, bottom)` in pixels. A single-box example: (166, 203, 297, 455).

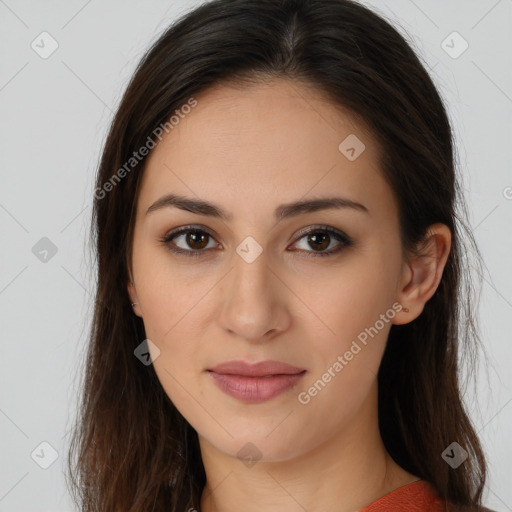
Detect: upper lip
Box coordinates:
(207, 360, 306, 377)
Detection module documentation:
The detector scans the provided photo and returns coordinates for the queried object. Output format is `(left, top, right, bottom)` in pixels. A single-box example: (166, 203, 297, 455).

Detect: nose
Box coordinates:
(216, 249, 291, 344)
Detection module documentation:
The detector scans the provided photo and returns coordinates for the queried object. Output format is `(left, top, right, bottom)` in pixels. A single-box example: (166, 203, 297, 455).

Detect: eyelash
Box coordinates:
(159, 224, 353, 259)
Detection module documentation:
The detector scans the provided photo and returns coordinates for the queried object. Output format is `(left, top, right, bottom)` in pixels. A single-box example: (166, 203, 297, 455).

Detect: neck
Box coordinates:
(198, 381, 418, 512)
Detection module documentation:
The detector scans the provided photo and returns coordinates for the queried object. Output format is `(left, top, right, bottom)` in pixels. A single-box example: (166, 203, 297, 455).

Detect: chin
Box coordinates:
(200, 424, 314, 465)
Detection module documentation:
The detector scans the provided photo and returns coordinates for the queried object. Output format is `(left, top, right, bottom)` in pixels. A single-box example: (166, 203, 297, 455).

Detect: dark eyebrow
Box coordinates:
(146, 193, 369, 221)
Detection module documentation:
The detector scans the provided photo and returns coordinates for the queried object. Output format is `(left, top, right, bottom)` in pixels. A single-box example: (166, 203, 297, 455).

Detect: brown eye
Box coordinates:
(162, 227, 218, 257)
(306, 232, 330, 251)
(161, 224, 353, 259)
(290, 226, 353, 257)
(183, 231, 210, 250)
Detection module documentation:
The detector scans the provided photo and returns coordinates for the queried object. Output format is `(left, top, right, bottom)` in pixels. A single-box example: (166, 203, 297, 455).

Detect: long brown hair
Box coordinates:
(66, 0, 490, 510)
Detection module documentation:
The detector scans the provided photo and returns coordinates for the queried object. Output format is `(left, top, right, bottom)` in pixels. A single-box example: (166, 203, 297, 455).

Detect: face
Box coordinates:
(128, 79, 408, 463)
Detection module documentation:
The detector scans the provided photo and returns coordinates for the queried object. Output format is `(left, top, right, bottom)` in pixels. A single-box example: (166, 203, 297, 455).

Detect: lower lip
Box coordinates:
(207, 371, 306, 403)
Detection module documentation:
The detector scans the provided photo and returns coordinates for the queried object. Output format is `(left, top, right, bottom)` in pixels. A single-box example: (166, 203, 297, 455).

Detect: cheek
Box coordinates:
(137, 270, 210, 425)
(295, 244, 400, 387)
(133, 240, 197, 335)
(294, 273, 393, 434)
(303, 247, 399, 334)
(131, 242, 213, 372)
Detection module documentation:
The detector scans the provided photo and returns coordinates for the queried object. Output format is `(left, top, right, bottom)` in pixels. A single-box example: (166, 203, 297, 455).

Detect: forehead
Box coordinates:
(137, 79, 396, 224)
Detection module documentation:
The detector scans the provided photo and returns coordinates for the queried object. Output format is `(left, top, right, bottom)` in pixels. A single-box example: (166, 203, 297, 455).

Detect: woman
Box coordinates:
(67, 1, 496, 510)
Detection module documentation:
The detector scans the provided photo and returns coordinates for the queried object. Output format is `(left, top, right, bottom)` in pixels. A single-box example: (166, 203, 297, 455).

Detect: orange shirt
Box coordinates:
(359, 480, 446, 511)
(359, 479, 496, 512)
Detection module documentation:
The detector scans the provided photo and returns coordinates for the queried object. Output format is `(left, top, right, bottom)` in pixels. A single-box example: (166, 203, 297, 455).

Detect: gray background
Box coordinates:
(0, 0, 511, 510)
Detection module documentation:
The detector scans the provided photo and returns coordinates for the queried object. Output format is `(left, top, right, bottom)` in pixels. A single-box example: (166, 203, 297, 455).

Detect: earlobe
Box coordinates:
(127, 276, 142, 317)
(393, 223, 452, 325)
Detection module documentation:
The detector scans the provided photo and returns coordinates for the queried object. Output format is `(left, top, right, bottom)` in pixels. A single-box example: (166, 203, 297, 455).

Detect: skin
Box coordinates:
(127, 79, 451, 512)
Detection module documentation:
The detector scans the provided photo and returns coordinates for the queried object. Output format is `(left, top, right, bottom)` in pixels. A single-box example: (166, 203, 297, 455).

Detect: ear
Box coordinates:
(392, 223, 452, 325)
(127, 270, 142, 318)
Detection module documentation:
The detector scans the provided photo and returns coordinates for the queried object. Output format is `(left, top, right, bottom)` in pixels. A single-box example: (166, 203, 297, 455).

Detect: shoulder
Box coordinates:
(359, 480, 499, 512)
(446, 506, 498, 512)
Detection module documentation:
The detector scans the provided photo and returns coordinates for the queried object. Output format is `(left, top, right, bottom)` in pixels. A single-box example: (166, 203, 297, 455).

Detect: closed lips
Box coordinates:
(207, 360, 306, 377)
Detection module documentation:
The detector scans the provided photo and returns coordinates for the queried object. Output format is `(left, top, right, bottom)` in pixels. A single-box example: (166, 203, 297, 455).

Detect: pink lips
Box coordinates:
(207, 360, 306, 403)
